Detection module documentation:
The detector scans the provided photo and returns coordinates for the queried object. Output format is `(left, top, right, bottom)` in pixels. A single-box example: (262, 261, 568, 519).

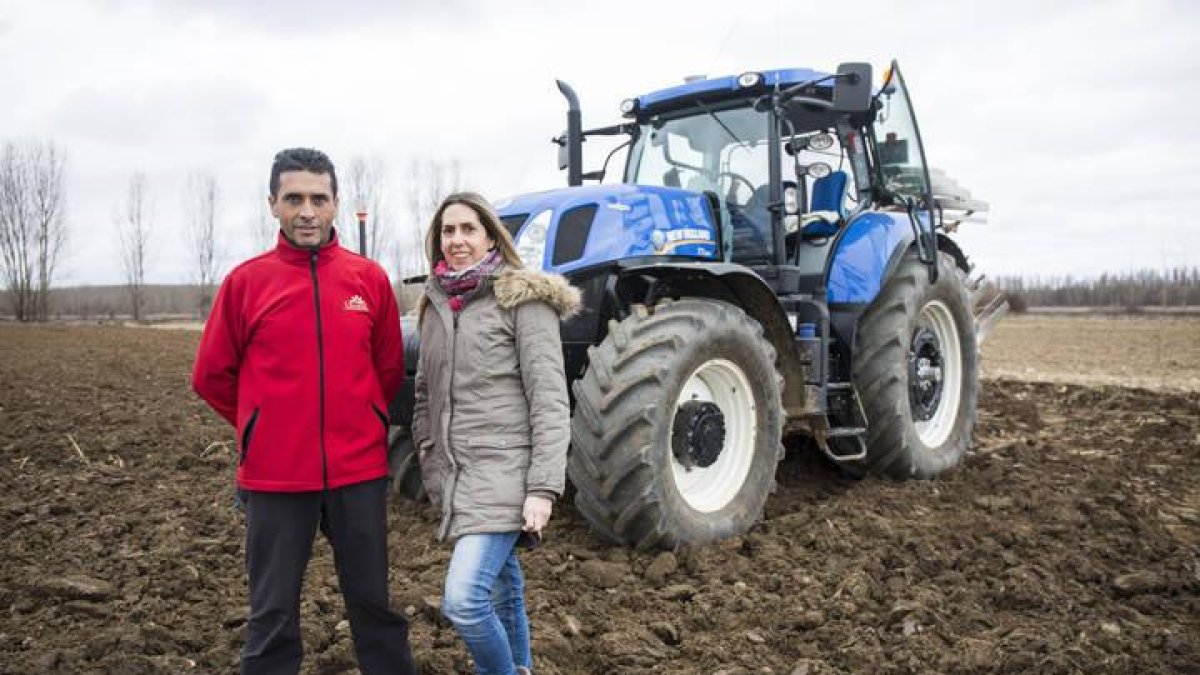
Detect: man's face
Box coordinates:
(270, 170, 337, 247)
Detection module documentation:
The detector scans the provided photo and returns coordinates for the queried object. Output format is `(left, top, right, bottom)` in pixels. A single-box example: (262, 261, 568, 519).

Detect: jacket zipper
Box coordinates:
(310, 251, 329, 491)
(440, 307, 461, 540)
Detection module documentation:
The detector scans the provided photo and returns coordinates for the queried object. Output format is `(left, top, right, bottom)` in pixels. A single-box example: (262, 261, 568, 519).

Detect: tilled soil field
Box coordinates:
(1, 324, 1198, 674)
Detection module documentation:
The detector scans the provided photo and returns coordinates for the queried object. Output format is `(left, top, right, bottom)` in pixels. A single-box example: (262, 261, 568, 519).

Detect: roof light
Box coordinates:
(808, 133, 835, 151)
(807, 162, 833, 179)
(620, 98, 638, 117)
(737, 71, 763, 88)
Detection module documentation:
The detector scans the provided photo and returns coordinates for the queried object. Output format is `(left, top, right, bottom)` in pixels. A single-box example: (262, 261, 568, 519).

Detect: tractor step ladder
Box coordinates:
(820, 382, 868, 462)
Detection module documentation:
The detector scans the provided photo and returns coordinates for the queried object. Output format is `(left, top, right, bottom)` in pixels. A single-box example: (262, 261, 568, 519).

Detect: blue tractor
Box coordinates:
(389, 61, 1006, 549)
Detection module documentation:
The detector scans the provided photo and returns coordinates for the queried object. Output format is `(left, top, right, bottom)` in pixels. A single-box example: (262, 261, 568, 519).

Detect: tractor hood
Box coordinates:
(494, 184, 720, 274)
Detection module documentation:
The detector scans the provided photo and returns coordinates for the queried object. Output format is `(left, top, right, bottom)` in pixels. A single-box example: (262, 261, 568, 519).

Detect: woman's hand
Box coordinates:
(522, 495, 553, 534)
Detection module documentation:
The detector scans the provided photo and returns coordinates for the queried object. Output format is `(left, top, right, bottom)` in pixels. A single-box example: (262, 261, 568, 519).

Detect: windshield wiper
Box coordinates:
(692, 98, 748, 150)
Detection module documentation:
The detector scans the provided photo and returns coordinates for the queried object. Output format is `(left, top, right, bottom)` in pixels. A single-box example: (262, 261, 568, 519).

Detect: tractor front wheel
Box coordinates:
(568, 298, 784, 549)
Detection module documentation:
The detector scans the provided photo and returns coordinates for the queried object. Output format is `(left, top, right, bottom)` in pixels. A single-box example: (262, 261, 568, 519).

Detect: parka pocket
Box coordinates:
(465, 434, 531, 450)
(461, 436, 531, 509)
(240, 408, 260, 465)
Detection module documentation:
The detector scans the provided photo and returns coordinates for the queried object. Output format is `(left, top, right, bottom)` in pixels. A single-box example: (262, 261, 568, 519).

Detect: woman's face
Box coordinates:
(440, 203, 496, 271)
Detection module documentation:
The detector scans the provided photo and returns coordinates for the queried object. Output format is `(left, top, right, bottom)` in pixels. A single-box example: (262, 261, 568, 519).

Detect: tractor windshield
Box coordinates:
(626, 104, 775, 261)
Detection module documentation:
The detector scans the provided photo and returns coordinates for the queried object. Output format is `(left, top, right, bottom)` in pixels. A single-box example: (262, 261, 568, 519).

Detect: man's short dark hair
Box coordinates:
(270, 147, 338, 198)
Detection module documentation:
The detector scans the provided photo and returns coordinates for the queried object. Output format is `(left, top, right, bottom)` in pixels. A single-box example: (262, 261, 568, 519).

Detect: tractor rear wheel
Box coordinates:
(568, 298, 784, 549)
(386, 426, 427, 501)
(844, 250, 978, 478)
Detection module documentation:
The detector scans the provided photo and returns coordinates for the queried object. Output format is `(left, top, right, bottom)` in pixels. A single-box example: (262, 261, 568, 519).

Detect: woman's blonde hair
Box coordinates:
(425, 192, 523, 271)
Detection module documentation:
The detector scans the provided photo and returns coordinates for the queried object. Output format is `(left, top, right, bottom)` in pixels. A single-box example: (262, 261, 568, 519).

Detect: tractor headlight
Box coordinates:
(806, 162, 833, 179)
(737, 71, 763, 88)
(515, 209, 552, 269)
(620, 98, 639, 118)
(807, 132, 835, 151)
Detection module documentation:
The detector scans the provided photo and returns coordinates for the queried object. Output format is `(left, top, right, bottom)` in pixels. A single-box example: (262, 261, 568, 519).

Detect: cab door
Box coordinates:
(870, 60, 938, 277)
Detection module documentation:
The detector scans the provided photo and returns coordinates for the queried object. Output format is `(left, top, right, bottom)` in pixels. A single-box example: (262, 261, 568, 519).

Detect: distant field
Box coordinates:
(10, 311, 1200, 392)
(78, 311, 1200, 393)
(982, 314, 1200, 392)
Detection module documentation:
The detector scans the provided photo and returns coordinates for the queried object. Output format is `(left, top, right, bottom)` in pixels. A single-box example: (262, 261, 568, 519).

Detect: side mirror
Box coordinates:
(556, 134, 569, 171)
(833, 62, 872, 113)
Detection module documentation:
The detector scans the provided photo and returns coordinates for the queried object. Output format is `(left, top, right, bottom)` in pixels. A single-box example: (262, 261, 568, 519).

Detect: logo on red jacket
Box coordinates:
(344, 295, 369, 313)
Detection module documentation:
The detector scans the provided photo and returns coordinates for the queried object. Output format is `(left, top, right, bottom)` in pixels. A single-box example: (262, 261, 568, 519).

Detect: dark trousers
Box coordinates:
(241, 478, 416, 675)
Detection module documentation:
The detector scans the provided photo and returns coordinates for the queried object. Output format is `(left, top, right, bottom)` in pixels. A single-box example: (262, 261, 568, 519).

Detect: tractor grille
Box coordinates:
(552, 204, 597, 266)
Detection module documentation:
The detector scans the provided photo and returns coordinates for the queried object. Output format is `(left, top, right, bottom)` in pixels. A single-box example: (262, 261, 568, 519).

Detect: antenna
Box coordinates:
(705, 19, 740, 76)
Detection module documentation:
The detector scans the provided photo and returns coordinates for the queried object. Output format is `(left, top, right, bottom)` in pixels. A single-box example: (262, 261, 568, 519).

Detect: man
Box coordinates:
(193, 147, 416, 675)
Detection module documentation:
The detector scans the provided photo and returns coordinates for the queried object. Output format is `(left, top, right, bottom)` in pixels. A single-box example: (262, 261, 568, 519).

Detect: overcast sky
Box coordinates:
(2, 0, 1197, 285)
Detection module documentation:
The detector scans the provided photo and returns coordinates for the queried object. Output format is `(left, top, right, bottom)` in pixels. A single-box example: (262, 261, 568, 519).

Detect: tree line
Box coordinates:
(0, 137, 464, 322)
(998, 267, 1200, 312)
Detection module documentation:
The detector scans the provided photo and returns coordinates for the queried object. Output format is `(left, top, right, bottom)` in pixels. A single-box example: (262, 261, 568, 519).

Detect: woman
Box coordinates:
(412, 192, 578, 675)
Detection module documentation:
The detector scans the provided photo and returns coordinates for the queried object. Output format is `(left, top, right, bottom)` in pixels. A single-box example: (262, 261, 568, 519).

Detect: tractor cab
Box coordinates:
(624, 90, 859, 267)
(555, 62, 943, 295)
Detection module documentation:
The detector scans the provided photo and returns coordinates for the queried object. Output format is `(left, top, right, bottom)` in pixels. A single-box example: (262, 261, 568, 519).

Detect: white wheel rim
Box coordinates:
(670, 358, 756, 513)
(913, 300, 962, 448)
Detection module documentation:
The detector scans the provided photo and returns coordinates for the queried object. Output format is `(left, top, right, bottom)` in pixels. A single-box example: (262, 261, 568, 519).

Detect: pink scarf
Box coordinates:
(433, 249, 503, 313)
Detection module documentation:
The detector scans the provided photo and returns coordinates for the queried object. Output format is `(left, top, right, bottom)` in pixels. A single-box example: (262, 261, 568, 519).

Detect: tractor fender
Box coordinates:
(826, 211, 915, 306)
(613, 259, 806, 415)
(936, 233, 971, 275)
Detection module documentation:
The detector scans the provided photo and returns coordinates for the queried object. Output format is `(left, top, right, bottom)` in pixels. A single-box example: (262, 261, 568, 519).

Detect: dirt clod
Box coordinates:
(643, 551, 678, 586)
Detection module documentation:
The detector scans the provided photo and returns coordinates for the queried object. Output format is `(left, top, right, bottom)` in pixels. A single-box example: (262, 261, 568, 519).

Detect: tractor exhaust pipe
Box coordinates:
(556, 80, 583, 187)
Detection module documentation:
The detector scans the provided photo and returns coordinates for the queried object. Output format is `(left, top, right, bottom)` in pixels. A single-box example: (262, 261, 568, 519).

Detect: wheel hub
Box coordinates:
(672, 400, 726, 469)
(908, 326, 945, 422)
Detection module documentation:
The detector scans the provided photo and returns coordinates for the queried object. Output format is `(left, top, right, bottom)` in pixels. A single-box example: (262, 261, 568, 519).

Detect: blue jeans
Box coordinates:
(442, 532, 531, 675)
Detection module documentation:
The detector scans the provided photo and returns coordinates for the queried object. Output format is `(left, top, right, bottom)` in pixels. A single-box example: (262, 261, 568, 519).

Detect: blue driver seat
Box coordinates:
(802, 170, 848, 238)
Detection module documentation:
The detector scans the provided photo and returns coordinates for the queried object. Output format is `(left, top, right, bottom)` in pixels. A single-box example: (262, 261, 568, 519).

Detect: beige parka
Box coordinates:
(412, 265, 580, 542)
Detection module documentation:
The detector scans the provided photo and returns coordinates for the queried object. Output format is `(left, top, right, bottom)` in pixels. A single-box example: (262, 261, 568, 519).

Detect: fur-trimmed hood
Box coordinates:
(493, 267, 581, 319)
(418, 265, 581, 321)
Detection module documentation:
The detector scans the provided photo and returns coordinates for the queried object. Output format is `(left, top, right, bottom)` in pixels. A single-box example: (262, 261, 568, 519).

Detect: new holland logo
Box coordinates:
(344, 295, 369, 313)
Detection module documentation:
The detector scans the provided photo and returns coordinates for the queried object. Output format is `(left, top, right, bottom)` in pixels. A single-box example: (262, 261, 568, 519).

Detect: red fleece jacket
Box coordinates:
(192, 231, 403, 491)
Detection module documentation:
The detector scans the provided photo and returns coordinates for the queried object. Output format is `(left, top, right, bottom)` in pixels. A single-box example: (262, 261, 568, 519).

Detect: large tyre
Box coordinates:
(386, 426, 427, 501)
(844, 250, 979, 479)
(569, 298, 785, 549)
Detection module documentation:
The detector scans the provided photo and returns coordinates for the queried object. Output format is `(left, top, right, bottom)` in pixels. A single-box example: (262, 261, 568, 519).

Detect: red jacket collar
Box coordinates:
(274, 228, 343, 265)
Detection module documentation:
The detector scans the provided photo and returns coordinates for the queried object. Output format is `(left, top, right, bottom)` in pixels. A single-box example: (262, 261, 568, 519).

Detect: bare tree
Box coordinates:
(116, 171, 152, 321)
(29, 143, 68, 321)
(0, 140, 68, 321)
(248, 183, 276, 254)
(339, 155, 393, 262)
(400, 157, 464, 279)
(0, 142, 34, 320)
(183, 171, 221, 318)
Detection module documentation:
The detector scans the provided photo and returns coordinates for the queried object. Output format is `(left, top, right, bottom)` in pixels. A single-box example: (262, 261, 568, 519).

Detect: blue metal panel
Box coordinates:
(827, 212, 914, 304)
(637, 68, 831, 109)
(494, 185, 718, 274)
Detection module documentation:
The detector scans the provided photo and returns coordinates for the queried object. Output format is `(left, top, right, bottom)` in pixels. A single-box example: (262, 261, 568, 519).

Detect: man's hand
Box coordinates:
(522, 495, 553, 534)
